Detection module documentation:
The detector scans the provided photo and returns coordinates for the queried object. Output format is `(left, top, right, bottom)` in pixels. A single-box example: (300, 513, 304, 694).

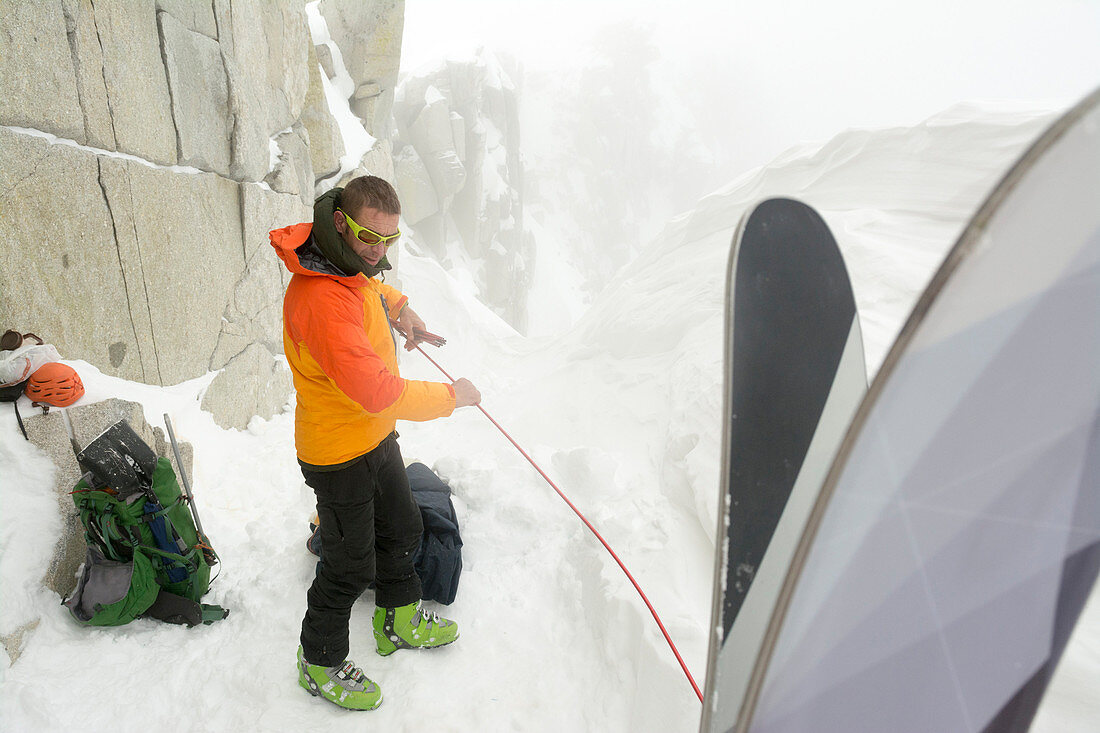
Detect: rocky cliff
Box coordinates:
(392, 52, 533, 332)
(0, 0, 408, 655)
(0, 0, 404, 427)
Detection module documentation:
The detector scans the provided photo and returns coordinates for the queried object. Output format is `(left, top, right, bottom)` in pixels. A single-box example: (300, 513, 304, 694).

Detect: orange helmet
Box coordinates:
(25, 362, 85, 407)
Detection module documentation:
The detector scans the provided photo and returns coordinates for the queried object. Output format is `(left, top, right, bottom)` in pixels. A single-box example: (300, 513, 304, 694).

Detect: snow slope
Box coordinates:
(3, 102, 1096, 732)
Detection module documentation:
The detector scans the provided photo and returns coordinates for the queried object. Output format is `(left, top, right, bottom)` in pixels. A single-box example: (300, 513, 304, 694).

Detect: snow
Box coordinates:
(268, 130, 295, 175)
(304, 1, 378, 190)
(402, 1, 1100, 178)
(2, 102, 1098, 732)
(522, 209, 590, 337)
(2, 126, 208, 177)
(423, 85, 445, 106)
(0, 434, 58, 637)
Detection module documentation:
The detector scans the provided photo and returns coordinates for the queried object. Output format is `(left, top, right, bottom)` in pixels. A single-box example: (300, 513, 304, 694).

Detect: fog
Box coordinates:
(405, 1, 1099, 170)
(402, 0, 1098, 308)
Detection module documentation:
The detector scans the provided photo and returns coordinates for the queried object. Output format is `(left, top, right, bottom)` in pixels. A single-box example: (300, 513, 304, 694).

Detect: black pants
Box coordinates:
(299, 434, 423, 666)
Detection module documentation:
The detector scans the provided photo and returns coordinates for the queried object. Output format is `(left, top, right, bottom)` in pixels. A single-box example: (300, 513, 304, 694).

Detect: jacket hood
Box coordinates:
(269, 188, 395, 284)
(269, 223, 363, 285)
(313, 188, 392, 279)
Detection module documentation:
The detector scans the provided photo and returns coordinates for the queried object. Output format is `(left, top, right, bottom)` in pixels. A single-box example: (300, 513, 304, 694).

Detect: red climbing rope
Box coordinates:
(395, 323, 703, 703)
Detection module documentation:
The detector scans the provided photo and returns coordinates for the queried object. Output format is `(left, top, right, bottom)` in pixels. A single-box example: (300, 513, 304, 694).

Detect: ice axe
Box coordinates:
(59, 408, 98, 495)
(163, 413, 217, 567)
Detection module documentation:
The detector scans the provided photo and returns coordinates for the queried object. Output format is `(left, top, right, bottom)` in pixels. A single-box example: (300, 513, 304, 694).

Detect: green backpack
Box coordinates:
(63, 420, 226, 627)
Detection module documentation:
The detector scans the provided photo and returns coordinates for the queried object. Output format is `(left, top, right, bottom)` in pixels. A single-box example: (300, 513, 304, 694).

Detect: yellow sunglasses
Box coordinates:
(338, 208, 401, 247)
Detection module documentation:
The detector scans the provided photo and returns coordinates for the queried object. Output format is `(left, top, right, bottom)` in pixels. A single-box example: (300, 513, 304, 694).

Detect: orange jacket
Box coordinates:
(270, 222, 456, 467)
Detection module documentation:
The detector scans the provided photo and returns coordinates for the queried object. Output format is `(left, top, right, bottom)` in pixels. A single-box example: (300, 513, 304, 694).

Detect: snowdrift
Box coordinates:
(6, 102, 1095, 733)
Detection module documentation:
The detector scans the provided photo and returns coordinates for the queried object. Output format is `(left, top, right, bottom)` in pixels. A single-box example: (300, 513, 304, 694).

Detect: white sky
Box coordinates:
(402, 0, 1100, 176)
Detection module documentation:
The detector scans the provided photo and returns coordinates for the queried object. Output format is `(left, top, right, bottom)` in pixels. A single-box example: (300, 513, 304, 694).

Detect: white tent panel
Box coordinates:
(742, 90, 1100, 733)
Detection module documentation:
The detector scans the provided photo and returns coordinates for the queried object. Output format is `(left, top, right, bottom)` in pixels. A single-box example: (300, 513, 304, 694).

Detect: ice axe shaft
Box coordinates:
(163, 413, 216, 565)
(60, 408, 82, 464)
(60, 408, 95, 485)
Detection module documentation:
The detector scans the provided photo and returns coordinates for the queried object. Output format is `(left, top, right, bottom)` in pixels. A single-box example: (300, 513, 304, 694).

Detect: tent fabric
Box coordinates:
(737, 90, 1100, 732)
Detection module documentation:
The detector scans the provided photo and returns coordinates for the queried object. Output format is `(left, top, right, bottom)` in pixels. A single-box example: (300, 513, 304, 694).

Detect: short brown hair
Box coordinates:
(340, 175, 401, 217)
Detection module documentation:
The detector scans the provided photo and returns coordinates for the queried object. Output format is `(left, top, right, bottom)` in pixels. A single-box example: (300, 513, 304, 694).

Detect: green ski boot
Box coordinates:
(373, 601, 459, 656)
(297, 646, 383, 711)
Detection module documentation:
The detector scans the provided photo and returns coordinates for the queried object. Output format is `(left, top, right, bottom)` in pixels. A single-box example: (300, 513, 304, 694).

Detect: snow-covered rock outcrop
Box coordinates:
(393, 52, 533, 332)
(566, 103, 1056, 538)
(318, 0, 403, 140)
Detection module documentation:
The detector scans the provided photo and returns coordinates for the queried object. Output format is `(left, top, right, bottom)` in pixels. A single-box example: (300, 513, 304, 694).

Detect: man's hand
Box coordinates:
(453, 378, 481, 408)
(397, 306, 428, 351)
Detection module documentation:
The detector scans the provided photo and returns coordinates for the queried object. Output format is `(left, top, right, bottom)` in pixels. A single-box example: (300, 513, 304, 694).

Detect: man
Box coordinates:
(270, 175, 481, 711)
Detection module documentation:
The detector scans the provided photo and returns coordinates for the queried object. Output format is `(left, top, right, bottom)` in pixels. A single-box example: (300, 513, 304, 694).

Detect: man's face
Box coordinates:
(334, 206, 400, 267)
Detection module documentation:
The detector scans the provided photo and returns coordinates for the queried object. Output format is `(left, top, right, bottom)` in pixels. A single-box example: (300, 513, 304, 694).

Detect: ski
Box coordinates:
(701, 197, 866, 731)
(722, 88, 1100, 732)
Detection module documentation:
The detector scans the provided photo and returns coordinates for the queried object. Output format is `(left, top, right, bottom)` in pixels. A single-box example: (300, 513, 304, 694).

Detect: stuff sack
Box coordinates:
(0, 332, 56, 385)
(0, 331, 58, 439)
(63, 420, 225, 626)
(406, 462, 463, 605)
(306, 461, 464, 604)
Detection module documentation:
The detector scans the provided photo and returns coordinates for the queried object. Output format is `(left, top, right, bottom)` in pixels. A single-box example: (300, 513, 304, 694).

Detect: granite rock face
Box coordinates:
(393, 52, 532, 332)
(123, 164, 245, 384)
(408, 88, 468, 202)
(156, 0, 218, 37)
(319, 0, 403, 137)
(60, 0, 117, 151)
(316, 42, 337, 80)
(0, 130, 149, 383)
(0, 0, 411, 667)
(217, 0, 313, 182)
(92, 0, 179, 166)
(0, 0, 407, 428)
(265, 124, 315, 203)
(210, 185, 310, 372)
(159, 11, 233, 175)
(0, 0, 86, 141)
(201, 342, 294, 430)
(302, 42, 345, 182)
